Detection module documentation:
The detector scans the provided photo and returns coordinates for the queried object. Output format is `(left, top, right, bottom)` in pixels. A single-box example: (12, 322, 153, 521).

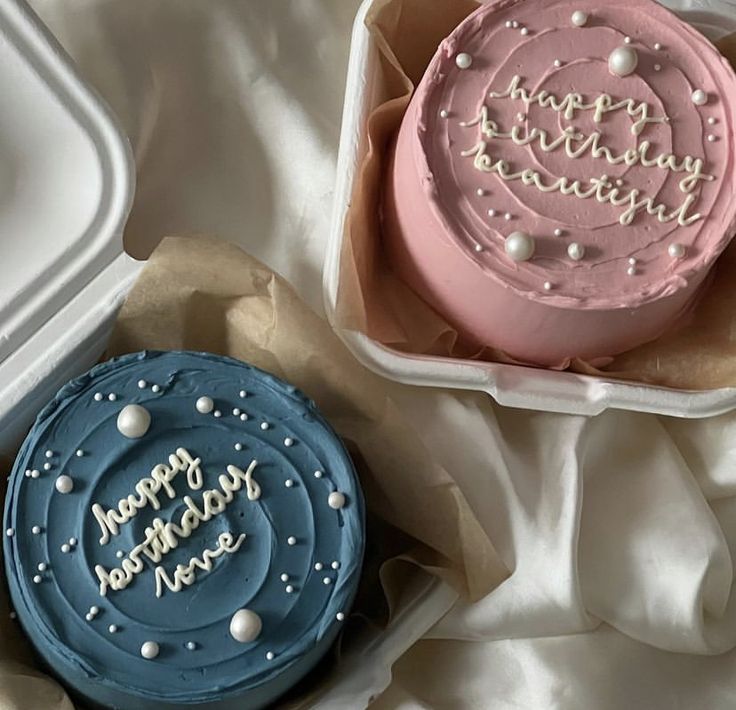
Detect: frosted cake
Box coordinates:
(3, 351, 364, 710)
(384, 0, 736, 365)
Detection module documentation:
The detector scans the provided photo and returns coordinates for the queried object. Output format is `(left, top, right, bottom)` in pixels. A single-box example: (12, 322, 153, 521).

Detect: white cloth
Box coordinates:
(26, 0, 736, 707)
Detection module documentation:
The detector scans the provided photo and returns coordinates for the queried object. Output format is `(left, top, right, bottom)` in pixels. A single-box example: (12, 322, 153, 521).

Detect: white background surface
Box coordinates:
(26, 0, 736, 707)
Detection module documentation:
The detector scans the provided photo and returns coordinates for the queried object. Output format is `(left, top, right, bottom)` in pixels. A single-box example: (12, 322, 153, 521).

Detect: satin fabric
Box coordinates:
(24, 0, 736, 707)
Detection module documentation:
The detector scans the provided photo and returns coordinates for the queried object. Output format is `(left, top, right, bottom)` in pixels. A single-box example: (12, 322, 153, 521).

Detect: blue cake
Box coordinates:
(3, 351, 365, 710)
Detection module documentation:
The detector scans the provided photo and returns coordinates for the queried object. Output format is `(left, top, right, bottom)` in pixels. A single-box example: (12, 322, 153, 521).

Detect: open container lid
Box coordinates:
(0, 0, 136, 452)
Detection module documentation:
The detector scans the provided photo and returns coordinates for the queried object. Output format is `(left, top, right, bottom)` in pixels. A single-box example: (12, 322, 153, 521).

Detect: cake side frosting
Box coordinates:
(3, 351, 364, 709)
(405, 0, 736, 309)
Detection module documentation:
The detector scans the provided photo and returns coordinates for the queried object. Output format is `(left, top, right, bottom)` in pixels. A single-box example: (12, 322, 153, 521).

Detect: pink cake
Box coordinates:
(384, 0, 736, 366)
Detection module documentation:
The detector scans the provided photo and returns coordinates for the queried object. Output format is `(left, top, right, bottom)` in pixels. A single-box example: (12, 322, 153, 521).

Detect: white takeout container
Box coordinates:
(324, 0, 736, 418)
(0, 4, 456, 707)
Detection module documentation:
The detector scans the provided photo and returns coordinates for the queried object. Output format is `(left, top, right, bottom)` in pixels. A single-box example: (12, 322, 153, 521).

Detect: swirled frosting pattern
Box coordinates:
(3, 351, 364, 710)
(416, 0, 736, 308)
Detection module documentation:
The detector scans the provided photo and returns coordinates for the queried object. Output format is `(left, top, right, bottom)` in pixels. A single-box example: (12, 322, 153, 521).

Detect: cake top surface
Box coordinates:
(3, 351, 364, 705)
(413, 0, 736, 308)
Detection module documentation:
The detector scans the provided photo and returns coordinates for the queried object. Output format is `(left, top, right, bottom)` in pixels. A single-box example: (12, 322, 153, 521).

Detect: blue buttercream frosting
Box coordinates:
(3, 351, 365, 710)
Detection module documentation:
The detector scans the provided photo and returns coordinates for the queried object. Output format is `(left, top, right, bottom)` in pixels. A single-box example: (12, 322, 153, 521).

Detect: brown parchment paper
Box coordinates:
(0, 236, 507, 709)
(335, 0, 736, 390)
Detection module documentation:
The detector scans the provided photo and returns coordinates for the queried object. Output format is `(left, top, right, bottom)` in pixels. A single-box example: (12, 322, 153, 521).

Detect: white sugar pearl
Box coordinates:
(543, 282, 552, 291)
(37, 562, 47, 571)
(186, 641, 196, 650)
(628, 257, 637, 266)
(137, 380, 147, 389)
(195, 396, 214, 414)
(233, 408, 241, 416)
(284, 437, 294, 447)
(511, 20, 519, 28)
(69, 537, 77, 546)
(229, 609, 262, 643)
(151, 384, 161, 393)
(571, 10, 588, 27)
(568, 242, 585, 261)
(94, 393, 103, 402)
(554, 228, 563, 237)
(214, 410, 222, 418)
(627, 266, 636, 276)
(141, 641, 159, 659)
(455, 52, 472, 69)
(504, 212, 512, 221)
(61, 544, 71, 553)
(108, 393, 117, 402)
(45, 450, 53, 458)
(517, 113, 525, 122)
(504, 232, 535, 262)
(287, 536, 297, 546)
(260, 422, 270, 430)
(553, 59, 562, 68)
(266, 651, 275, 660)
(42, 463, 51, 471)
(75, 449, 84, 457)
(240, 413, 248, 421)
(328, 491, 346, 509)
(109, 625, 118, 633)
(32, 469, 41, 478)
(24, 470, 31, 478)
(234, 443, 243, 451)
(239, 390, 248, 398)
(32, 526, 41, 535)
(33, 575, 42, 584)
(668, 243, 686, 259)
(708, 117, 717, 125)
(5, 528, 13, 537)
(116, 404, 151, 439)
(116, 551, 125, 559)
(314, 471, 323, 479)
(654, 42, 662, 50)
(439, 109, 449, 118)
(624, 36, 631, 44)
(476, 188, 485, 197)
(280, 573, 289, 582)
(609, 46, 638, 77)
(315, 562, 324, 571)
(285, 479, 294, 488)
(286, 585, 294, 593)
(488, 209, 496, 217)
(336, 612, 345, 621)
(474, 244, 484, 253)
(654, 64, 661, 72)
(331, 561, 340, 570)
(505, 20, 512, 28)
(323, 577, 332, 585)
(708, 134, 717, 142)
(520, 27, 529, 36)
(85, 613, 93, 621)
(692, 89, 707, 106)
(90, 606, 100, 615)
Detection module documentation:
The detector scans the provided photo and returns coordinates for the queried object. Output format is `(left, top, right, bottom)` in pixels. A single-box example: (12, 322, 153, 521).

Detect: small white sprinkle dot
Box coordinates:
(520, 27, 529, 36)
(76, 449, 84, 457)
(286, 585, 295, 593)
(474, 244, 484, 253)
(116, 550, 125, 559)
(31, 469, 40, 478)
(45, 450, 53, 458)
(543, 282, 552, 291)
(314, 562, 323, 571)
(109, 625, 118, 634)
(627, 266, 636, 276)
(32, 526, 41, 535)
(266, 651, 275, 660)
(328, 491, 346, 509)
(512, 20, 519, 28)
(214, 410, 222, 418)
(314, 471, 323, 479)
(336, 612, 345, 621)
(33, 575, 42, 584)
(5, 528, 13, 537)
(628, 257, 637, 266)
(488, 209, 496, 217)
(439, 109, 449, 118)
(85, 613, 93, 621)
(476, 188, 485, 197)
(615, 179, 624, 186)
(505, 20, 512, 28)
(69, 537, 77, 546)
(554, 228, 563, 237)
(280, 573, 289, 582)
(654, 42, 662, 50)
(260, 422, 270, 430)
(108, 393, 117, 402)
(668, 243, 686, 259)
(284, 437, 294, 447)
(323, 577, 332, 585)
(504, 212, 512, 221)
(287, 536, 297, 546)
(234, 443, 243, 451)
(94, 393, 103, 402)
(239, 390, 248, 398)
(692, 89, 707, 106)
(90, 606, 100, 615)
(61, 544, 71, 553)
(624, 36, 631, 44)
(233, 408, 241, 416)
(654, 64, 661, 71)
(516, 112, 525, 122)
(708, 134, 717, 142)
(240, 413, 248, 421)
(708, 117, 717, 125)
(138, 380, 147, 389)
(43, 463, 51, 471)
(331, 561, 340, 570)
(24, 470, 31, 478)
(151, 384, 161, 393)
(37, 563, 47, 572)
(186, 641, 196, 650)
(553, 59, 562, 68)
(285, 479, 294, 488)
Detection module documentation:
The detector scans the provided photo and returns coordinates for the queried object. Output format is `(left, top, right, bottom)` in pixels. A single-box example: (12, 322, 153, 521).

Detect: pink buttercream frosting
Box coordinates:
(385, 0, 736, 365)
